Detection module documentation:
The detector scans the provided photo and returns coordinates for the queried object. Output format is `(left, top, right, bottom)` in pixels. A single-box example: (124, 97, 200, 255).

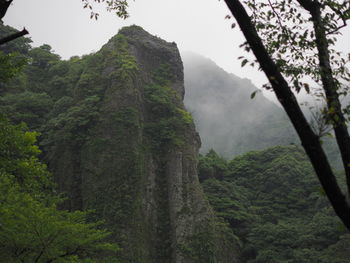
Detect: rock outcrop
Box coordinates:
(43, 26, 239, 263)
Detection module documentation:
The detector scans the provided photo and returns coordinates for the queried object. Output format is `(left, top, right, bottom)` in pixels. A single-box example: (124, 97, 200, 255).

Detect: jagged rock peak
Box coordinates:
(30, 24, 240, 263)
(103, 25, 185, 99)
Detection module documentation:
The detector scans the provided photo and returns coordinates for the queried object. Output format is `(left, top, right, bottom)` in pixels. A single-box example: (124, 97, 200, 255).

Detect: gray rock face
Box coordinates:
(47, 26, 239, 263)
(118, 26, 185, 99)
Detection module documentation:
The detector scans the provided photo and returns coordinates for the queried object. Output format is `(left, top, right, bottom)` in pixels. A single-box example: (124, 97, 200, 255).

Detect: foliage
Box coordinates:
(82, 0, 129, 20)
(199, 146, 350, 263)
(42, 95, 100, 148)
(179, 227, 219, 263)
(112, 34, 139, 80)
(144, 64, 192, 151)
(0, 116, 51, 195)
(24, 45, 61, 92)
(182, 53, 298, 158)
(198, 149, 228, 181)
(0, 22, 234, 262)
(223, 0, 350, 229)
(246, 0, 350, 92)
(0, 178, 117, 263)
(0, 31, 103, 132)
(0, 22, 32, 55)
(0, 116, 118, 262)
(0, 24, 146, 261)
(0, 91, 53, 130)
(0, 51, 26, 85)
(178, 220, 240, 263)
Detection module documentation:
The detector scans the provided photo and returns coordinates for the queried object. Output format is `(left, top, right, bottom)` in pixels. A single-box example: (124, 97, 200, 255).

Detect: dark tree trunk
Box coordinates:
(297, 0, 350, 197)
(0, 0, 29, 45)
(0, 27, 28, 45)
(223, 0, 350, 230)
(0, 0, 12, 21)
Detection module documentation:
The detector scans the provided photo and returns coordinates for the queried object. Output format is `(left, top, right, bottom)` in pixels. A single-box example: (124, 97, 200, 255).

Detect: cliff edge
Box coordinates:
(42, 26, 240, 263)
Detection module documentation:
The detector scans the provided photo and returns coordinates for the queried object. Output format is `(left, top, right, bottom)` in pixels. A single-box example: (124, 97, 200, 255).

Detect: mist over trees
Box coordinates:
(2, 0, 350, 261)
(183, 52, 297, 157)
(0, 24, 242, 262)
(223, 0, 350, 230)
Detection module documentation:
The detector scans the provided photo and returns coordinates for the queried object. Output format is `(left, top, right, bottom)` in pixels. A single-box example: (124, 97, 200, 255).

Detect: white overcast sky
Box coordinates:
(3, 0, 350, 93)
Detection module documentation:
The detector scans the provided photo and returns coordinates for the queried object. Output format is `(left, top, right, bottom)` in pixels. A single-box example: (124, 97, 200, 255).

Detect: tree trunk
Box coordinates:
(223, 0, 350, 230)
(0, 0, 12, 21)
(0, 28, 28, 45)
(297, 0, 350, 197)
(0, 0, 29, 45)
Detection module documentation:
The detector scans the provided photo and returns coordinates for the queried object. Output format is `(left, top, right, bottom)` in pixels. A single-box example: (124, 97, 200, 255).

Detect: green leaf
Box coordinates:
(241, 59, 248, 67)
(250, 90, 260, 99)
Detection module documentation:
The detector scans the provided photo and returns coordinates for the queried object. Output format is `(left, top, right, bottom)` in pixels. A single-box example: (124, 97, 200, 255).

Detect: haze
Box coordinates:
(3, 0, 350, 97)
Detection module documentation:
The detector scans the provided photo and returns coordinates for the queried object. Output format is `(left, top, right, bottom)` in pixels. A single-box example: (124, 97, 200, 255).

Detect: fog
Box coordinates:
(182, 52, 297, 157)
(3, 0, 350, 105)
(3, 0, 268, 87)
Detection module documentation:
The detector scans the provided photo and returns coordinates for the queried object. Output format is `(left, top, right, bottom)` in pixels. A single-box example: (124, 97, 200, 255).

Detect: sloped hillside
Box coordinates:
(183, 52, 297, 157)
(199, 146, 350, 263)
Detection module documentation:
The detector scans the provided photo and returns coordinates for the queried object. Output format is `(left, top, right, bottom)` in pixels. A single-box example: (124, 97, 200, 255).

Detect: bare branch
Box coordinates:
(0, 28, 29, 46)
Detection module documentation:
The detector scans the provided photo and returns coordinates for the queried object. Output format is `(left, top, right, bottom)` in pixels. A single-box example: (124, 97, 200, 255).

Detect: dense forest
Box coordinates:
(182, 53, 343, 169)
(199, 146, 350, 262)
(1, 19, 350, 263)
(0, 23, 238, 263)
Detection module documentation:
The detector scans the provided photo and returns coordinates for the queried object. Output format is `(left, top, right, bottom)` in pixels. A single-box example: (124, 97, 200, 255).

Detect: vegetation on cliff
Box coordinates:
(1, 24, 239, 263)
(0, 116, 118, 262)
(2, 20, 349, 263)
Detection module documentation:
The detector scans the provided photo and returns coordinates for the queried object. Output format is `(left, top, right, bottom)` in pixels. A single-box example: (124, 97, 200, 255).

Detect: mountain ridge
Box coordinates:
(182, 51, 298, 157)
(0, 24, 240, 263)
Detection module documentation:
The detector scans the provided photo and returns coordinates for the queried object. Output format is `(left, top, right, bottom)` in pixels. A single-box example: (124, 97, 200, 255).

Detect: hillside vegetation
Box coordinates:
(1, 22, 349, 263)
(0, 23, 239, 263)
(183, 52, 297, 157)
(199, 145, 350, 263)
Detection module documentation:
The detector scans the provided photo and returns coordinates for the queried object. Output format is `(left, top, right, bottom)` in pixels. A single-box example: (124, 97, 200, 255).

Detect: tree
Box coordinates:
(0, 116, 118, 262)
(76, 0, 350, 231)
(81, 0, 129, 19)
(2, 0, 349, 233)
(0, 50, 26, 83)
(0, 18, 121, 261)
(0, 0, 27, 44)
(222, 0, 350, 230)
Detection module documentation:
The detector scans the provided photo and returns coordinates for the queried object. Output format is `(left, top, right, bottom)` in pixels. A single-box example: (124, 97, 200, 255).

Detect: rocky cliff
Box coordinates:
(31, 26, 240, 263)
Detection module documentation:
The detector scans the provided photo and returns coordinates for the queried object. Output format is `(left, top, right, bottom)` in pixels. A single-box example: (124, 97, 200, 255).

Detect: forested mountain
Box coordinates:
(199, 146, 350, 263)
(0, 116, 120, 262)
(1, 22, 349, 263)
(0, 24, 239, 263)
(182, 52, 298, 157)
